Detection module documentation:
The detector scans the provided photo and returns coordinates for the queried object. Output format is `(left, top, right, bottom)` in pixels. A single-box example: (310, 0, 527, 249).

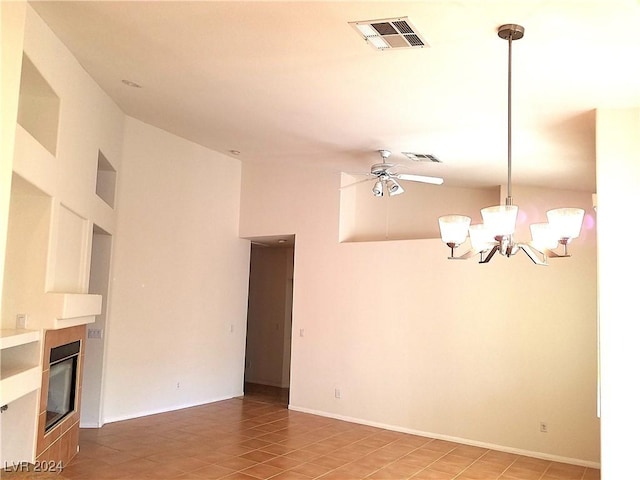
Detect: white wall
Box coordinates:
(3, 6, 125, 332)
(596, 108, 640, 479)
(13, 6, 123, 234)
(103, 117, 250, 422)
(0, 0, 27, 317)
(1, 4, 124, 462)
(240, 162, 599, 465)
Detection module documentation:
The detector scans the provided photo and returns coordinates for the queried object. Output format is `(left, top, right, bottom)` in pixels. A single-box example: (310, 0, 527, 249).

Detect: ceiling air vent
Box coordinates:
(402, 152, 442, 163)
(349, 17, 429, 50)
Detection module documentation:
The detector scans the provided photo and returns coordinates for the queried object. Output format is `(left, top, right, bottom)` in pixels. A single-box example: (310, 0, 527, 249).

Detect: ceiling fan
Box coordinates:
(344, 150, 444, 197)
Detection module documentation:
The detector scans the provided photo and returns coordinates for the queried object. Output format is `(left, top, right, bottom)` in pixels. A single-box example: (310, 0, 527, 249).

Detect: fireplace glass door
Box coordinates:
(46, 340, 80, 432)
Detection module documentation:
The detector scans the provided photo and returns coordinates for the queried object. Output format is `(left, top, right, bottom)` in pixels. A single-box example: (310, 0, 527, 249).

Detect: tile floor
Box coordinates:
(52, 386, 599, 479)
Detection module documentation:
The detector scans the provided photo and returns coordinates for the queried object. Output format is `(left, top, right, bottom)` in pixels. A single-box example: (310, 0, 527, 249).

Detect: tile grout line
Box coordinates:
(314, 437, 456, 480)
(537, 461, 552, 480)
(449, 449, 519, 480)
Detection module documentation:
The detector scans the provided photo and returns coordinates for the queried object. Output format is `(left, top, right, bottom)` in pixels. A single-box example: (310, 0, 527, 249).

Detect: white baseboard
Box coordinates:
(102, 392, 243, 425)
(244, 379, 289, 388)
(288, 405, 600, 470)
(79, 421, 102, 429)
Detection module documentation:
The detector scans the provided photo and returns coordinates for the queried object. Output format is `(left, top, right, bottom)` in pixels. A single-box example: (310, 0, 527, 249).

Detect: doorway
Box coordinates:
(244, 235, 294, 405)
(80, 224, 112, 427)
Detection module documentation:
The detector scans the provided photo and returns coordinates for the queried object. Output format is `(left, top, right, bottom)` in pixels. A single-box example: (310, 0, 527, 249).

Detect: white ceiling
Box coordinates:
(30, 0, 640, 192)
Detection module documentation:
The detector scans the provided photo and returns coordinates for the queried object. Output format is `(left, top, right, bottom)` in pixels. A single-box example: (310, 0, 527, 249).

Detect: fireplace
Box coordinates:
(36, 325, 85, 465)
(45, 340, 80, 432)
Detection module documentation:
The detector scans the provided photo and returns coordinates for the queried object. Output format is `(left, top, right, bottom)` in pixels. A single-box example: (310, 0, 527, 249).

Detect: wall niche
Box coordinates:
(95, 150, 116, 208)
(17, 54, 60, 156)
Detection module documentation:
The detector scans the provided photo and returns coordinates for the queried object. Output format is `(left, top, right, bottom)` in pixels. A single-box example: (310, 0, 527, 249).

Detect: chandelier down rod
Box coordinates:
(498, 24, 524, 205)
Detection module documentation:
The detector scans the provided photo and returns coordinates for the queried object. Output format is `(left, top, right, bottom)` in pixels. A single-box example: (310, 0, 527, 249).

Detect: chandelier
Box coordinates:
(437, 24, 584, 265)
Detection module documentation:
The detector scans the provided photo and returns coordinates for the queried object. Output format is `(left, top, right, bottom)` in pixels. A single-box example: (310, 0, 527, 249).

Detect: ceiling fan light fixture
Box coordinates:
(342, 149, 443, 198)
(372, 180, 384, 197)
(438, 23, 585, 265)
(387, 178, 404, 196)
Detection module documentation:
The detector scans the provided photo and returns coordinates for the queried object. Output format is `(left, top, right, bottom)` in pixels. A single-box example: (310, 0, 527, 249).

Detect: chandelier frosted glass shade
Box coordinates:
(469, 224, 494, 251)
(547, 208, 585, 240)
(480, 205, 518, 237)
(530, 223, 559, 250)
(438, 215, 471, 246)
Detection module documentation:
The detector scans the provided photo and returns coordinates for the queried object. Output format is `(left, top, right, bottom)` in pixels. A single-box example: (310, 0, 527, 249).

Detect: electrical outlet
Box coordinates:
(334, 388, 341, 399)
(177, 382, 180, 389)
(540, 422, 548, 433)
(16, 314, 27, 329)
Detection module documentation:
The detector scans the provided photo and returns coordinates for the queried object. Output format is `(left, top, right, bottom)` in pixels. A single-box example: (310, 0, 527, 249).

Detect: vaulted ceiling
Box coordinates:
(30, 1, 640, 192)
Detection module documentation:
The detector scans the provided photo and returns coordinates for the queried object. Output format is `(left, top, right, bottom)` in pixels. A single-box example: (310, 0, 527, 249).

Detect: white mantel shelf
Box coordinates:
(48, 293, 102, 320)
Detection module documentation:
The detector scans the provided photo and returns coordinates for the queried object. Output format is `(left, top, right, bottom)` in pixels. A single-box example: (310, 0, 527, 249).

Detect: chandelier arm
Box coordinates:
(445, 244, 484, 260)
(457, 249, 482, 260)
(479, 245, 499, 264)
(545, 247, 571, 259)
(520, 244, 548, 265)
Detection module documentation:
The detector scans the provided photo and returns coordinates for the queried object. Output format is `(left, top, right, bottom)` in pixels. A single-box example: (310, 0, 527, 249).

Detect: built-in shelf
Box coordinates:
(0, 329, 42, 405)
(0, 366, 41, 406)
(0, 329, 40, 350)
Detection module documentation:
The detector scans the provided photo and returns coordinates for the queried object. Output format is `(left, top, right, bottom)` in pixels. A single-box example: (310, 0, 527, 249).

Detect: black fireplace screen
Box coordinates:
(45, 340, 80, 432)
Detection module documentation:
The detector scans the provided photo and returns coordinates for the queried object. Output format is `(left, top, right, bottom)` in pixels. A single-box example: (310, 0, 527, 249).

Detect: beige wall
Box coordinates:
(240, 161, 599, 465)
(596, 108, 640, 479)
(102, 117, 250, 422)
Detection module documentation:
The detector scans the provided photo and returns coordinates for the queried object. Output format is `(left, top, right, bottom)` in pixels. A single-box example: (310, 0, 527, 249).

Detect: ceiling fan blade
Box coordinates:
(396, 173, 444, 185)
(343, 172, 374, 176)
(340, 177, 373, 190)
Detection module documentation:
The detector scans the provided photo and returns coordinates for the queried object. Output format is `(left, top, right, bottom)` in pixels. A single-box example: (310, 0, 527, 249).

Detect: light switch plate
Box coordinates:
(88, 328, 103, 339)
